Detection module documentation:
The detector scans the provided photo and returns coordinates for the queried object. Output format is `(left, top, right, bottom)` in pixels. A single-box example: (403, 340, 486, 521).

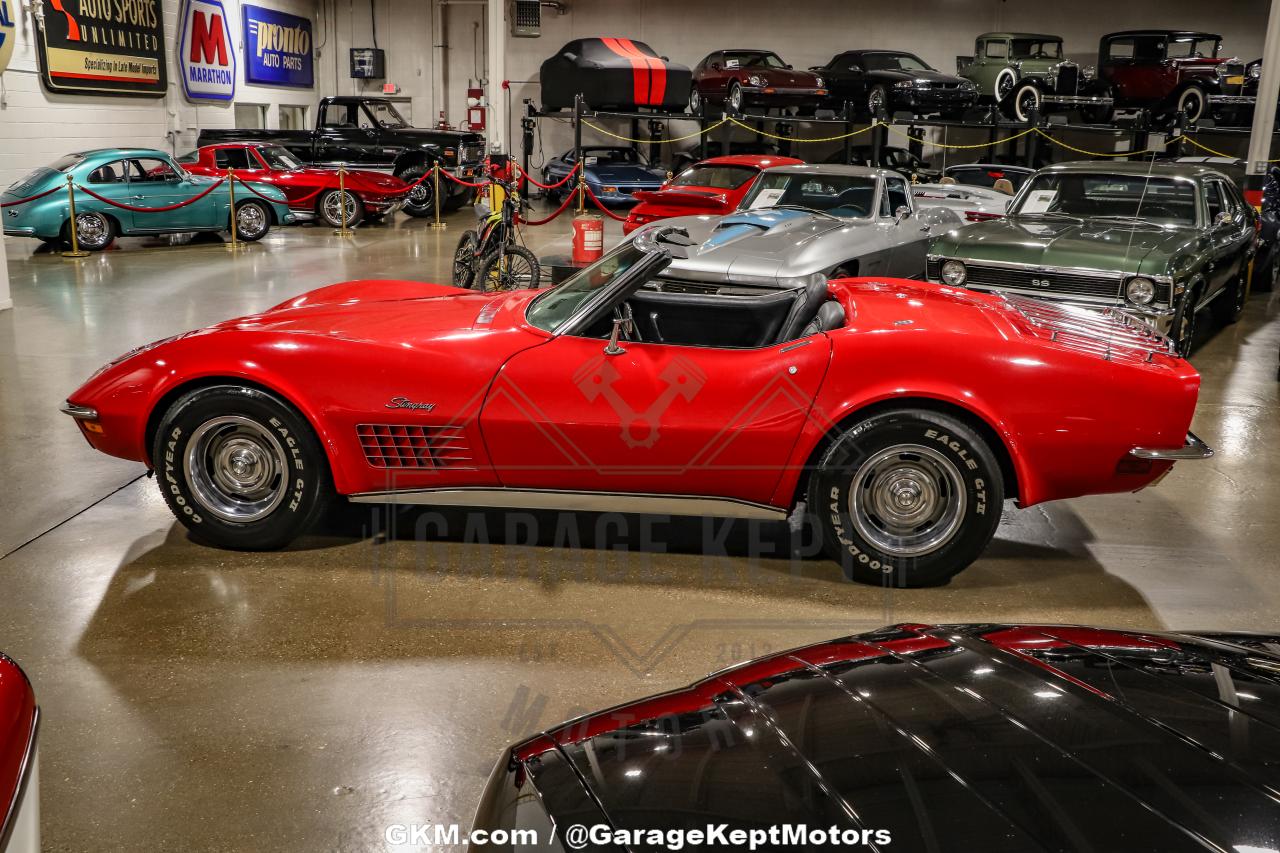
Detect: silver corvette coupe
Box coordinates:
(638, 164, 965, 288)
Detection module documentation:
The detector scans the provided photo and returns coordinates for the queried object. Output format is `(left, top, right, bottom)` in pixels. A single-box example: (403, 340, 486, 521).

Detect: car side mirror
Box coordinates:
(563, 52, 578, 62)
(1214, 210, 1233, 228)
(604, 316, 633, 355)
(784, 63, 793, 69)
(661, 55, 670, 62)
(894, 205, 912, 223)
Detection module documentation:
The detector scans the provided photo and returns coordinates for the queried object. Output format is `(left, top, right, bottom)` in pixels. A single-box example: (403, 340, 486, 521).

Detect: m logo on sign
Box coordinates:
(179, 0, 235, 101)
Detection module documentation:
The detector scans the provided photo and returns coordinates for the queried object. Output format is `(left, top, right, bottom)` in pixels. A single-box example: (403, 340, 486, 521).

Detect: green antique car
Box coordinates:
(959, 32, 1112, 122)
(926, 161, 1256, 355)
(2, 148, 294, 251)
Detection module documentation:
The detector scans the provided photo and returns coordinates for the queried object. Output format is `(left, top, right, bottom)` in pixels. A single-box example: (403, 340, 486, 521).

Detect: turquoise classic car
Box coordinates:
(2, 148, 295, 251)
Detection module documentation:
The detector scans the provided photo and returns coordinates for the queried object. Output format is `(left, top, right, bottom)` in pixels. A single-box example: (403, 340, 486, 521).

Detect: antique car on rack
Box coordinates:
(622, 154, 804, 234)
(63, 215, 1207, 587)
(689, 49, 828, 115)
(471, 623, 1280, 853)
(0, 654, 38, 853)
(1097, 30, 1254, 126)
(180, 143, 410, 229)
(823, 146, 938, 181)
(812, 49, 978, 119)
(541, 146, 667, 206)
(927, 160, 1257, 355)
(958, 32, 1113, 122)
(2, 149, 294, 252)
(540, 38, 691, 112)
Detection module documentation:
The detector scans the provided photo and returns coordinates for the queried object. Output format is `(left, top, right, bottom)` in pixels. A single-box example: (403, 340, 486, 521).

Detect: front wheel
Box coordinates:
(453, 229, 481, 288)
(474, 245, 541, 292)
(867, 84, 888, 118)
(727, 81, 744, 114)
(232, 200, 271, 241)
(318, 188, 364, 229)
(807, 408, 1004, 587)
(1174, 87, 1207, 124)
(398, 166, 436, 218)
(1080, 87, 1115, 124)
(1012, 83, 1042, 122)
(1173, 286, 1202, 357)
(151, 385, 334, 550)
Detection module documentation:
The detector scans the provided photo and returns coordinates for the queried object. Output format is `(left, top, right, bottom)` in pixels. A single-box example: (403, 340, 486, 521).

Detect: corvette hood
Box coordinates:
(935, 216, 1196, 275)
(660, 209, 858, 283)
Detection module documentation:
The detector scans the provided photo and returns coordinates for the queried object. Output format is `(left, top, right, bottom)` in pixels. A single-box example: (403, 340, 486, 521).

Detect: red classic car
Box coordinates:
(1097, 31, 1254, 125)
(690, 49, 828, 114)
(61, 228, 1209, 587)
(179, 143, 411, 228)
(622, 154, 804, 234)
(0, 655, 38, 853)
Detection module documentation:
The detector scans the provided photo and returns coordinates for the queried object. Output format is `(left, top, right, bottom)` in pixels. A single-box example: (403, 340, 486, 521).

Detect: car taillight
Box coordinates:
(965, 211, 1003, 222)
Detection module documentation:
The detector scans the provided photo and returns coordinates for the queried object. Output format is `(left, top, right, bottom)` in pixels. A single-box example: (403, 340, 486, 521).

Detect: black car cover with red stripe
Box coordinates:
(540, 38, 692, 111)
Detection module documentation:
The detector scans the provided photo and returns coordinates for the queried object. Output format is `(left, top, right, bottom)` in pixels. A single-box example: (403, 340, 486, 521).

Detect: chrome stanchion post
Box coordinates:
(576, 165, 586, 215)
(429, 164, 445, 229)
(333, 166, 352, 237)
(61, 174, 89, 259)
(226, 167, 242, 252)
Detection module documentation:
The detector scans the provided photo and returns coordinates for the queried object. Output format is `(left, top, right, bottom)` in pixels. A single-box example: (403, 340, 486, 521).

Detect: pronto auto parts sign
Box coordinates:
(179, 0, 235, 101)
(243, 4, 312, 88)
(34, 0, 167, 97)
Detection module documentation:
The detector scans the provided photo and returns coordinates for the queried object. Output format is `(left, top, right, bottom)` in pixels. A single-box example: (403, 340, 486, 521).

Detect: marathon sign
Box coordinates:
(179, 0, 235, 101)
(243, 4, 313, 88)
(33, 0, 167, 97)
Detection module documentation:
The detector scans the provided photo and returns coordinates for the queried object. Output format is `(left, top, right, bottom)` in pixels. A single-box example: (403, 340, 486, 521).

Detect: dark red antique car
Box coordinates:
(1097, 30, 1253, 125)
(179, 143, 411, 228)
(472, 623, 1280, 853)
(0, 655, 38, 853)
(61, 229, 1208, 587)
(690, 49, 828, 114)
(622, 154, 803, 234)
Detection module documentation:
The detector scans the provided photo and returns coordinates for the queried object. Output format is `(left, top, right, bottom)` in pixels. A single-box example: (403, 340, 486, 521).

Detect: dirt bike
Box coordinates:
(452, 177, 541, 292)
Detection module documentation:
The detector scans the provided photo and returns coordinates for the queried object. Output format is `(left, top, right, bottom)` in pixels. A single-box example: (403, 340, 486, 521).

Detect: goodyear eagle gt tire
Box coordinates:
(808, 408, 1003, 587)
(152, 385, 333, 550)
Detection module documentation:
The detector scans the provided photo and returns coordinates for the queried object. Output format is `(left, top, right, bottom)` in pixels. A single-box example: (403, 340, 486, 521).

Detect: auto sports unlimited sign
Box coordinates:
(0, 1, 16, 73)
(242, 4, 312, 88)
(33, 0, 167, 97)
(178, 0, 235, 101)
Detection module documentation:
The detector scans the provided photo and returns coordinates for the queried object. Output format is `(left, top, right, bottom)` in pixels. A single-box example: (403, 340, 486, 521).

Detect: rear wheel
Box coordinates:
(474, 246, 541, 292)
(688, 86, 703, 116)
(808, 408, 1004, 587)
(399, 165, 436, 218)
(318, 189, 364, 229)
(233, 200, 271, 241)
(1212, 272, 1249, 325)
(453, 229, 481, 288)
(151, 385, 334, 550)
(65, 211, 115, 251)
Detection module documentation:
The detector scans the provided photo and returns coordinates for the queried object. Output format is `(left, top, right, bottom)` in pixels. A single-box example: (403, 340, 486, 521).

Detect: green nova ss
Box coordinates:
(927, 161, 1256, 355)
(3, 148, 295, 252)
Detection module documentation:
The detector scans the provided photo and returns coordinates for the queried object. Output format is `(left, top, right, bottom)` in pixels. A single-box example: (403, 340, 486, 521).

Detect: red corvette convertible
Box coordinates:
(180, 143, 410, 228)
(0, 655, 38, 853)
(622, 154, 803, 234)
(61, 228, 1209, 587)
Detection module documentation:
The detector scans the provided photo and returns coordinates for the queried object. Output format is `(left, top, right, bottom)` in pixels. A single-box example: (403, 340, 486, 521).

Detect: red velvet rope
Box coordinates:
(518, 189, 577, 226)
(0, 185, 62, 208)
(583, 184, 629, 222)
(514, 163, 581, 190)
(73, 176, 226, 212)
(437, 167, 489, 189)
(383, 165, 437, 197)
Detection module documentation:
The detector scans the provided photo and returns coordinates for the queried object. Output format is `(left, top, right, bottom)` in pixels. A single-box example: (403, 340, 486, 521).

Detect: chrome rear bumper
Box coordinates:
(1130, 432, 1214, 461)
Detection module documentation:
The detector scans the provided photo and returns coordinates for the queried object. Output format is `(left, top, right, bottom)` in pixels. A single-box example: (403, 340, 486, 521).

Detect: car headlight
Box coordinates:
(894, 80, 915, 89)
(1083, 64, 1097, 80)
(1126, 277, 1156, 305)
(940, 260, 968, 286)
(748, 75, 767, 87)
(961, 80, 977, 90)
(1250, 65, 1263, 79)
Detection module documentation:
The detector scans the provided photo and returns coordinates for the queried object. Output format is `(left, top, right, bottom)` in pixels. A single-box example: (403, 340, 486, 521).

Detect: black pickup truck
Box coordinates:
(197, 97, 486, 214)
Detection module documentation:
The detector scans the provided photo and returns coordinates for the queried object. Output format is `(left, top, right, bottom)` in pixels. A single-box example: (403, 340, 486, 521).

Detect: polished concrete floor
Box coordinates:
(2, 210, 1279, 851)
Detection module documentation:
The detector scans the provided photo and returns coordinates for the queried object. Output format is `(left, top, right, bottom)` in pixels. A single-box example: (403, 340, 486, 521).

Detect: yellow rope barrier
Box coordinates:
(580, 117, 727, 143)
(881, 123, 1037, 149)
(1175, 133, 1280, 162)
(726, 117, 880, 143)
(1031, 127, 1162, 158)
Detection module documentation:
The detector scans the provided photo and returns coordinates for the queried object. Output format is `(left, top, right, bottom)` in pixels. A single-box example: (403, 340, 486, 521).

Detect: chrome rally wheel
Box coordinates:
(319, 189, 364, 228)
(185, 416, 289, 524)
(71, 211, 114, 251)
(849, 444, 966, 558)
(234, 201, 271, 241)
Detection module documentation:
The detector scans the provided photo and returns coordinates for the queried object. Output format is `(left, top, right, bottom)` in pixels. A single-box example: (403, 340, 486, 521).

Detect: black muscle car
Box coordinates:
(472, 623, 1280, 852)
(813, 49, 978, 119)
(540, 38, 692, 112)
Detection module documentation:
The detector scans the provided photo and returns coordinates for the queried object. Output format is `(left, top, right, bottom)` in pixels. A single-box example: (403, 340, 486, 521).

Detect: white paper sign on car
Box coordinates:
(1021, 189, 1058, 214)
(750, 189, 785, 209)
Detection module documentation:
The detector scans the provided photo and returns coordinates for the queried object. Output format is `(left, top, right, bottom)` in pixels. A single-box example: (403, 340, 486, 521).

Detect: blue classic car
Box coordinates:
(542, 146, 667, 205)
(2, 148, 294, 251)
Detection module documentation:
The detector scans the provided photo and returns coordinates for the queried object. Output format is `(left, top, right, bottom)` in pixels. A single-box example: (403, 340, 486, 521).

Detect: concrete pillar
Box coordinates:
(1246, 0, 1280, 199)
(486, 0, 506, 154)
(0, 237, 11, 312)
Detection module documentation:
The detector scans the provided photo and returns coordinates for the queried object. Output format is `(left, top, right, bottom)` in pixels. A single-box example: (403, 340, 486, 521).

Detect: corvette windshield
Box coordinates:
(861, 52, 933, 72)
(526, 244, 646, 332)
(672, 164, 757, 189)
(1013, 173, 1198, 226)
(258, 146, 305, 170)
(740, 172, 877, 218)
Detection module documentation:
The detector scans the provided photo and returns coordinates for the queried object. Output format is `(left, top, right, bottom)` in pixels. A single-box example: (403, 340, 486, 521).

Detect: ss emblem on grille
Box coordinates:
(1030, 277, 1051, 288)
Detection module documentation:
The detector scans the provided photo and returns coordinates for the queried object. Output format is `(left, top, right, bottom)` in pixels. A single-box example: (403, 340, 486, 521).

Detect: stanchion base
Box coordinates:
(428, 222, 447, 230)
(332, 230, 354, 238)
(61, 250, 89, 259)
(225, 242, 245, 252)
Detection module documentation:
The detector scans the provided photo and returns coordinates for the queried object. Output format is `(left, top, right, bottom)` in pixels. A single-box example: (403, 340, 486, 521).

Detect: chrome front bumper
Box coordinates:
(1130, 432, 1214, 461)
(60, 402, 99, 420)
(1209, 95, 1256, 104)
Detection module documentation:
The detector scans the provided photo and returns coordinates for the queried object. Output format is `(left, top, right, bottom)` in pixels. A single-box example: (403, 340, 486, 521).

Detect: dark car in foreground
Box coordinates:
(690, 49, 828, 115)
(0, 654, 38, 853)
(813, 49, 977, 119)
(473, 623, 1280, 852)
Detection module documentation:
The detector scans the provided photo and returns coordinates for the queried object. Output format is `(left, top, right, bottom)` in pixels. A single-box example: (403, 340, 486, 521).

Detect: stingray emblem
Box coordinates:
(574, 355, 706, 449)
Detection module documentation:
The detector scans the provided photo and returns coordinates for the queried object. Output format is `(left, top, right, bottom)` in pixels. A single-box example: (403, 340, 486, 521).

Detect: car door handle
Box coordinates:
(132, 195, 146, 200)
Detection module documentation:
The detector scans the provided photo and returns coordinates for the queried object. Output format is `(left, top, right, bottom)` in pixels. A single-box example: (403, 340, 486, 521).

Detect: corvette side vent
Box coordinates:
(357, 424, 473, 469)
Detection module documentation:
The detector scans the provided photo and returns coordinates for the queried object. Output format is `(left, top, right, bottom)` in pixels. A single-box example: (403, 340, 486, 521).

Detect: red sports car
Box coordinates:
(690, 49, 828, 115)
(61, 228, 1209, 587)
(0, 654, 38, 853)
(180, 143, 410, 228)
(623, 154, 804, 234)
